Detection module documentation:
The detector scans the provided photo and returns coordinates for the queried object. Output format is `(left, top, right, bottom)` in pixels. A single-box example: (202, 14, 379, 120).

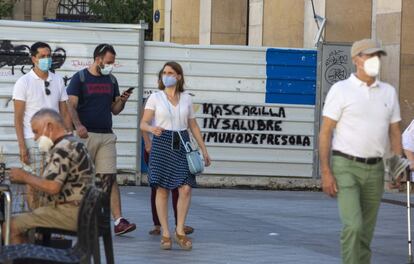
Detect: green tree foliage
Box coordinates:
(89, 0, 153, 39)
(0, 0, 13, 19)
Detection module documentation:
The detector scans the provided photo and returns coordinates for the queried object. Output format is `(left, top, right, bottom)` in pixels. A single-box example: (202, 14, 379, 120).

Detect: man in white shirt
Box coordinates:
(319, 39, 403, 264)
(12, 42, 71, 207)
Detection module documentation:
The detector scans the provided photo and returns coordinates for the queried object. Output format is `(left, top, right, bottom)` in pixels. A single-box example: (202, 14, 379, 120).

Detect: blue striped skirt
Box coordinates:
(148, 130, 196, 189)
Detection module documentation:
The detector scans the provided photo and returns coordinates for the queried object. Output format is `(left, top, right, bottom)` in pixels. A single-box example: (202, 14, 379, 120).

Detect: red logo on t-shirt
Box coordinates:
(86, 83, 112, 94)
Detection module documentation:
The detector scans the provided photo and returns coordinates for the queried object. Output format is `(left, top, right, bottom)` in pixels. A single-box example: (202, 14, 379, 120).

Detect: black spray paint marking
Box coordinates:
(202, 132, 311, 146)
(202, 103, 286, 118)
(203, 118, 282, 131)
(324, 49, 349, 85)
(0, 40, 67, 75)
(200, 103, 310, 147)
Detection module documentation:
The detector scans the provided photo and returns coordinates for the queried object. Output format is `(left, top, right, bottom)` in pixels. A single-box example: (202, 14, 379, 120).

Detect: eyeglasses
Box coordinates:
(44, 81, 51, 96)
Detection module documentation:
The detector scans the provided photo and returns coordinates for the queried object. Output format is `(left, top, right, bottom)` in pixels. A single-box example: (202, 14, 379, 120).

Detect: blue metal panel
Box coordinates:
(266, 79, 315, 94)
(266, 48, 317, 105)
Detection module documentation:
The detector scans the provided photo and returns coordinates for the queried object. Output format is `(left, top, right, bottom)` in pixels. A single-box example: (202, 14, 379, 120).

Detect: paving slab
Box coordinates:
(109, 186, 410, 264)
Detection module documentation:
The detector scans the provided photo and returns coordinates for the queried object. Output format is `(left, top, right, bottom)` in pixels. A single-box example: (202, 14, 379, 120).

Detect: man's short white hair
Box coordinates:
(31, 108, 64, 126)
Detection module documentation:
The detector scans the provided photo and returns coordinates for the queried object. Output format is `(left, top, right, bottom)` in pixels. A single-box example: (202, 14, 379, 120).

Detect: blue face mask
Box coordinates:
(162, 75, 177, 87)
(38, 57, 52, 72)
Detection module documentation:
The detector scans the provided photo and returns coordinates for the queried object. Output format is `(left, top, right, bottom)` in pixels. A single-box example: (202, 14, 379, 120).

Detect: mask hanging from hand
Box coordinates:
(363, 56, 381, 77)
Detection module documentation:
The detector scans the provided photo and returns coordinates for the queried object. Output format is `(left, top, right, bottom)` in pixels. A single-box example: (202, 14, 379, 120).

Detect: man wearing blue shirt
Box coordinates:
(67, 44, 136, 235)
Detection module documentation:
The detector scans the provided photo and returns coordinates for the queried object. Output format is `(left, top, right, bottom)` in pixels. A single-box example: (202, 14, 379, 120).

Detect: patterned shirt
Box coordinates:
(41, 135, 94, 204)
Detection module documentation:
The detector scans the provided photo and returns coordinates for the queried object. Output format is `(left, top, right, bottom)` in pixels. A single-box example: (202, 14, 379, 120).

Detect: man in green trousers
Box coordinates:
(319, 39, 403, 264)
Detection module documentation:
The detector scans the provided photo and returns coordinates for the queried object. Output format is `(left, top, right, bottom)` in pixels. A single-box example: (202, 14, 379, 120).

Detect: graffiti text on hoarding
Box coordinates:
(203, 103, 286, 118)
(201, 103, 311, 147)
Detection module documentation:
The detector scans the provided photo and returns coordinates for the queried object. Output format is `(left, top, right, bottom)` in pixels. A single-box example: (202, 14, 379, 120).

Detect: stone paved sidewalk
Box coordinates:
(109, 187, 410, 264)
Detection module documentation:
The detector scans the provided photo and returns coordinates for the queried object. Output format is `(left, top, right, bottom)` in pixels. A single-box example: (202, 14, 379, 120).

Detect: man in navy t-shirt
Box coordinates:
(68, 71, 119, 133)
(67, 44, 136, 235)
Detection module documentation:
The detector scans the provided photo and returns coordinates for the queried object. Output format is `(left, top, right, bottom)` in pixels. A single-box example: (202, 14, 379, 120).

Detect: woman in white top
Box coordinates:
(140, 61, 211, 250)
(143, 69, 194, 236)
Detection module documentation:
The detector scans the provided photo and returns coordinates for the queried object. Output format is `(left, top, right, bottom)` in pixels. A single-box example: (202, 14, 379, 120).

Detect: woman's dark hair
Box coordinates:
(158, 61, 185, 92)
(30, 42, 51, 57)
(93, 43, 116, 60)
(157, 69, 163, 89)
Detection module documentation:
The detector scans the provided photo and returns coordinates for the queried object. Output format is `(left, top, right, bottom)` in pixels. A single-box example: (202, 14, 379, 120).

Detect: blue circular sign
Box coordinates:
(154, 10, 160, 23)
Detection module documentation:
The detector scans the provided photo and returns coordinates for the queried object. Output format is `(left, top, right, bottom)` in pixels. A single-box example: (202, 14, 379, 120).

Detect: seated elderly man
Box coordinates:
(7, 108, 94, 244)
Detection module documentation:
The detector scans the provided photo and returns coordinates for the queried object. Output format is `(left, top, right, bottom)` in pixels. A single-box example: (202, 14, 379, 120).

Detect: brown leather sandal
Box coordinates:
(175, 232, 192, 251)
(184, 226, 194, 235)
(160, 236, 172, 250)
(149, 226, 161, 235)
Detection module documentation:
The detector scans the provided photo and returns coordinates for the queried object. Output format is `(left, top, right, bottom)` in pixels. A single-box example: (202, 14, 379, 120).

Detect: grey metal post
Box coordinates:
(312, 42, 323, 179)
(407, 170, 413, 263)
(313, 16, 326, 47)
(313, 42, 354, 179)
(135, 20, 148, 186)
(4, 190, 11, 245)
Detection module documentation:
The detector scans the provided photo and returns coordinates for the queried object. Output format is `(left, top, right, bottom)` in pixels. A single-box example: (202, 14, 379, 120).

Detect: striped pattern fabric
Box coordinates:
(148, 130, 196, 189)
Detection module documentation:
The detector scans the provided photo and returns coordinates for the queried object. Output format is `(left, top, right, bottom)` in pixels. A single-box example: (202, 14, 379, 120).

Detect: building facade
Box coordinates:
(4, 0, 414, 127)
(7, 0, 96, 21)
(152, 0, 413, 128)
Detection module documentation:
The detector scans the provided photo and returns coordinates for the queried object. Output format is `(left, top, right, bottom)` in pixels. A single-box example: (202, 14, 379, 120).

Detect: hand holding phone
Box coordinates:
(121, 87, 134, 102)
(125, 87, 135, 94)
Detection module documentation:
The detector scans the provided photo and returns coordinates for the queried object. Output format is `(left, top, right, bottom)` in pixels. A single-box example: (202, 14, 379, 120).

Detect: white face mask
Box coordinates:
(100, 64, 114, 75)
(363, 56, 380, 77)
(37, 136, 54, 153)
(36, 127, 54, 153)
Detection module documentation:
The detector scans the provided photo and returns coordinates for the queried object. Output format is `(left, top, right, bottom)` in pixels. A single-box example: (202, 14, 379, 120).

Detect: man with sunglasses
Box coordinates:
(12, 42, 71, 208)
(66, 43, 136, 236)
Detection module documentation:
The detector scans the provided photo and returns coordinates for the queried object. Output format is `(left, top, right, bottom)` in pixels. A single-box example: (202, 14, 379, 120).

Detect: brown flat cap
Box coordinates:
(351, 39, 387, 58)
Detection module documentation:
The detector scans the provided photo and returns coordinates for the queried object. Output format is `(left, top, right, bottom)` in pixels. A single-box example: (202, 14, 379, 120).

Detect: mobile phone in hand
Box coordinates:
(172, 132, 181, 151)
(125, 87, 135, 93)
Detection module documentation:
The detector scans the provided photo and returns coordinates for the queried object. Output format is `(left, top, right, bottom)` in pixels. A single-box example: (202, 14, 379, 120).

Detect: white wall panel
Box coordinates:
(0, 20, 142, 172)
(143, 42, 316, 178)
(0, 21, 317, 180)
